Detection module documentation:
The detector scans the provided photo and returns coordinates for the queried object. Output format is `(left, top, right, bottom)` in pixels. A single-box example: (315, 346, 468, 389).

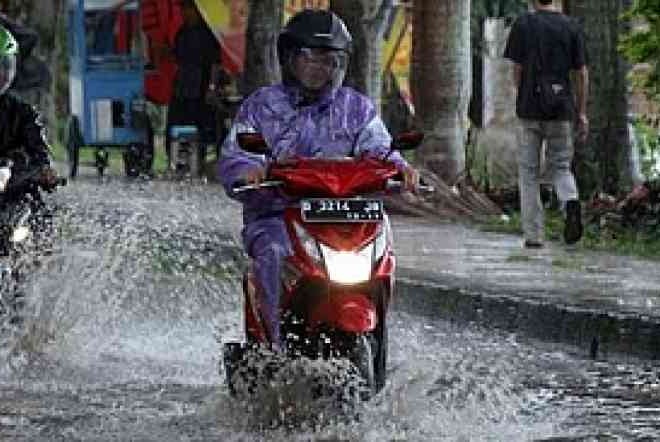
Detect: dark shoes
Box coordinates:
(564, 200, 583, 245)
(523, 240, 544, 249)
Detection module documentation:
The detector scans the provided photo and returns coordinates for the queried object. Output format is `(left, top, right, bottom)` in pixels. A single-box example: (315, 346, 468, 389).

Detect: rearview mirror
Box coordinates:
(237, 133, 270, 155)
(392, 131, 424, 151)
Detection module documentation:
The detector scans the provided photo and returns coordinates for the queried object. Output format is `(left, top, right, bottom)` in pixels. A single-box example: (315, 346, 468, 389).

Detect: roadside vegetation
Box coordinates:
(482, 209, 660, 260)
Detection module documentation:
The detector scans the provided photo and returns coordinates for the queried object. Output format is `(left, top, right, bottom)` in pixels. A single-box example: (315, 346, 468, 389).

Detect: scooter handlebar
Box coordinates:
(231, 180, 284, 194)
(231, 179, 434, 195)
(386, 179, 435, 194)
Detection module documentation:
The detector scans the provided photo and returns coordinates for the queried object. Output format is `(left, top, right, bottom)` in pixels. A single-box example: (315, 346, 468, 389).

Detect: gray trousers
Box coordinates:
(517, 119, 579, 242)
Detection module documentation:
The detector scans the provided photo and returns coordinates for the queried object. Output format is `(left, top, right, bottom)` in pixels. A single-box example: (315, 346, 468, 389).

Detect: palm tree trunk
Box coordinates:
(330, 0, 394, 109)
(566, 0, 633, 195)
(412, 0, 471, 183)
(242, 0, 283, 95)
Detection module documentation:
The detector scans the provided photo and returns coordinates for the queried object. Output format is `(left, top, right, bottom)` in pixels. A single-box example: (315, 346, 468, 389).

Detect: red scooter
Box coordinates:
(223, 132, 427, 398)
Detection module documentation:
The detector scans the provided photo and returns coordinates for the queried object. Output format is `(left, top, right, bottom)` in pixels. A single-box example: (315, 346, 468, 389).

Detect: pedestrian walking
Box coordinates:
(504, 0, 589, 247)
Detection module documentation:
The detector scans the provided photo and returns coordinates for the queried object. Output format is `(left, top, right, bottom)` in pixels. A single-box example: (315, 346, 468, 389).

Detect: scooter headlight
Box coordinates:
(293, 222, 322, 263)
(320, 242, 374, 285)
(10, 225, 30, 243)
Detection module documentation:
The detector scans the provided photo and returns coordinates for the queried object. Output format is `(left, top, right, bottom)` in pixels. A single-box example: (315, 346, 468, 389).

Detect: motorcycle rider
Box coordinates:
(0, 25, 57, 186)
(218, 9, 418, 349)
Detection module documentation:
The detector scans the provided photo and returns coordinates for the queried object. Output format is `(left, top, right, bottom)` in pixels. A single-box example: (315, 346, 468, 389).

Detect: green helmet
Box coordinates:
(0, 25, 18, 94)
(0, 25, 18, 56)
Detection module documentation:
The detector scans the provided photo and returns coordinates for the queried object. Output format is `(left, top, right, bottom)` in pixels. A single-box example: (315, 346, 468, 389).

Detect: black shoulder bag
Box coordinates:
(531, 15, 572, 119)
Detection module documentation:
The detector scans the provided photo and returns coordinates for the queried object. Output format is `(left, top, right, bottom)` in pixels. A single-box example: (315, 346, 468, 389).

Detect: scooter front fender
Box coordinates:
(310, 293, 377, 333)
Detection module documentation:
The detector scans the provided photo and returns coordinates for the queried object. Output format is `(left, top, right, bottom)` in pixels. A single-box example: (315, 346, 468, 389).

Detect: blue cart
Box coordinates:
(66, 0, 153, 178)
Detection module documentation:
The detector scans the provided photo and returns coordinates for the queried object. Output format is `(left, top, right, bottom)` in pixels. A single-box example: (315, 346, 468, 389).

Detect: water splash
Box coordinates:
(1, 178, 659, 440)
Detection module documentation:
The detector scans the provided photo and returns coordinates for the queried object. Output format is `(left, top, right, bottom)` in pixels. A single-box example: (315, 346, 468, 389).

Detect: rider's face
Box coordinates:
(292, 47, 341, 91)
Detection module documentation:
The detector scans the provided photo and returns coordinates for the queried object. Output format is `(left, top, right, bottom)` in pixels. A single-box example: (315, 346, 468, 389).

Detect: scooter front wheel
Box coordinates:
(350, 334, 376, 400)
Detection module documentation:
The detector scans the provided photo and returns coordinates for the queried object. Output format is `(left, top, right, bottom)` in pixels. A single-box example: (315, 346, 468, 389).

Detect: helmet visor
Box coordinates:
(291, 47, 347, 91)
(0, 54, 16, 94)
(297, 47, 345, 70)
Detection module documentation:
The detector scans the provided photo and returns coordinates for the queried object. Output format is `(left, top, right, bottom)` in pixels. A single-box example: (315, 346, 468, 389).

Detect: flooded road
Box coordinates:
(1, 178, 659, 441)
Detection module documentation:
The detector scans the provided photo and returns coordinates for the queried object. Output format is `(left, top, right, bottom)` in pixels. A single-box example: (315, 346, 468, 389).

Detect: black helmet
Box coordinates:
(277, 9, 352, 90)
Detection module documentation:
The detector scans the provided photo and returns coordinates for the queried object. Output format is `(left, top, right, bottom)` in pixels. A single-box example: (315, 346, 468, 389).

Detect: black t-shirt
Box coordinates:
(504, 10, 587, 121)
(168, 24, 221, 141)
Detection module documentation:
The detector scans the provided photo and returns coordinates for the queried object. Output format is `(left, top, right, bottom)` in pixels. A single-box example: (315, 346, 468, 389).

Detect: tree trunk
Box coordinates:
(242, 0, 283, 95)
(412, 0, 471, 183)
(469, 16, 484, 127)
(330, 0, 394, 109)
(566, 0, 633, 196)
(2, 0, 63, 141)
(48, 0, 67, 139)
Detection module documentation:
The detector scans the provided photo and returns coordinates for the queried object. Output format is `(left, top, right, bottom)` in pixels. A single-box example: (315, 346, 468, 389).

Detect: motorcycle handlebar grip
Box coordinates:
(386, 180, 402, 191)
(386, 179, 435, 194)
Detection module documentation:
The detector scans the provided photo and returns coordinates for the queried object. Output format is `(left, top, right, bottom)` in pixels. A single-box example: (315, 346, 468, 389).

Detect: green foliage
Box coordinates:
(581, 218, 660, 259)
(480, 212, 523, 235)
(633, 117, 660, 179)
(619, 0, 660, 103)
(481, 207, 660, 260)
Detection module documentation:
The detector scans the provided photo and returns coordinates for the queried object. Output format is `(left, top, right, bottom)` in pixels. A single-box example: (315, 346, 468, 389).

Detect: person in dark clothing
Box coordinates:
(165, 0, 220, 164)
(0, 24, 56, 185)
(503, 0, 589, 248)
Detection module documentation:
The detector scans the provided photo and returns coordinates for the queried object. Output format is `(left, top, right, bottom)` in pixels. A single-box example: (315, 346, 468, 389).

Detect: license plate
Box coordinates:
(301, 198, 383, 223)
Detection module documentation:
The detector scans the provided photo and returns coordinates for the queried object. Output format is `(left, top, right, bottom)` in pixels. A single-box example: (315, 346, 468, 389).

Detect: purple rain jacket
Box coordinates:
(218, 84, 408, 225)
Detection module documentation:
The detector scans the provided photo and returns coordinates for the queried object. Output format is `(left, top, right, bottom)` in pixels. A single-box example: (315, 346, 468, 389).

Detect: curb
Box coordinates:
(396, 272, 660, 360)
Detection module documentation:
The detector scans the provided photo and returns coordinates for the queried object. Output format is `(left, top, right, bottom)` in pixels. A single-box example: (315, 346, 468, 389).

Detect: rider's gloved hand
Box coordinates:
(39, 166, 59, 189)
(245, 165, 266, 185)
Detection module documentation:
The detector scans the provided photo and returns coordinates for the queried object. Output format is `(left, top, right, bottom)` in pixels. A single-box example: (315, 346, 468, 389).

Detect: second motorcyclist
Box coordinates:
(218, 10, 418, 349)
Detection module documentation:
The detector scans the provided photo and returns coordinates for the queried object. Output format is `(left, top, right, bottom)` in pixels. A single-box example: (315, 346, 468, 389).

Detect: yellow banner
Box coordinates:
(382, 6, 413, 112)
(194, 0, 248, 73)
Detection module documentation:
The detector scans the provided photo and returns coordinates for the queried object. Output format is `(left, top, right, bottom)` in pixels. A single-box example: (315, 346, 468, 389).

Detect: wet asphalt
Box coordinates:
(393, 218, 660, 359)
